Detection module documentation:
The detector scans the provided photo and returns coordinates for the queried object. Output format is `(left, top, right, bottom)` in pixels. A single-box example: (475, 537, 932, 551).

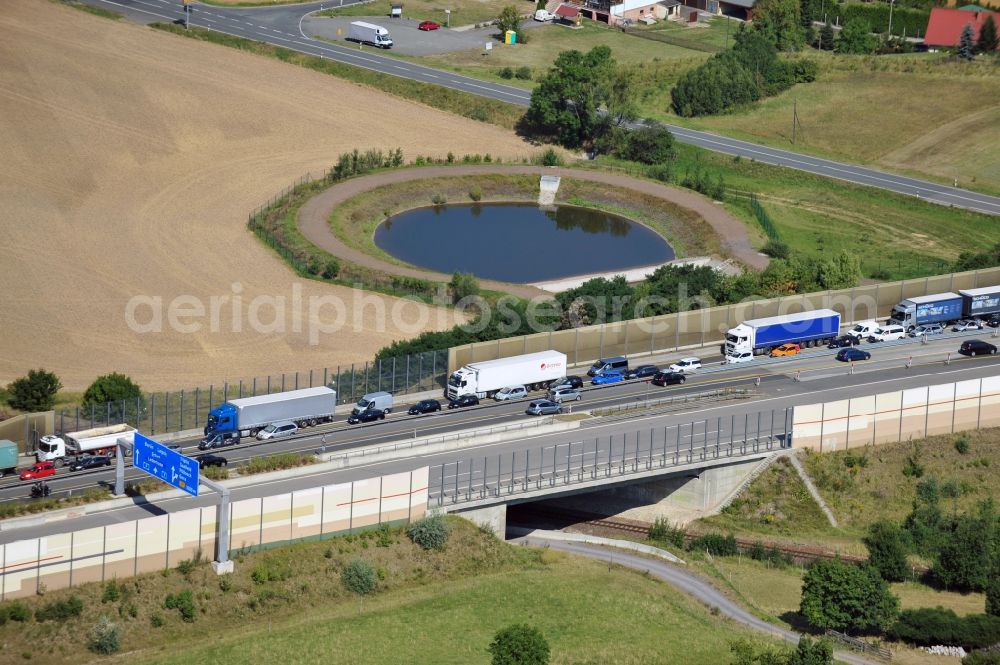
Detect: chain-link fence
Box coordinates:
(54, 349, 448, 437)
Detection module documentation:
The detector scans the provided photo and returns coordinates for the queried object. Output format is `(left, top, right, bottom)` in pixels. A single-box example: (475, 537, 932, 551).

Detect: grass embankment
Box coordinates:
(60, 0, 123, 19)
(150, 23, 524, 130)
(317, 0, 511, 27)
(0, 519, 764, 665)
(328, 174, 721, 265)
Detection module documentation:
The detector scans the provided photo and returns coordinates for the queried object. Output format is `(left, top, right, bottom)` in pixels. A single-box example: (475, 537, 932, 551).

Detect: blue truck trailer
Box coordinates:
(889, 293, 963, 330)
(724, 309, 841, 359)
(960, 287, 1000, 319)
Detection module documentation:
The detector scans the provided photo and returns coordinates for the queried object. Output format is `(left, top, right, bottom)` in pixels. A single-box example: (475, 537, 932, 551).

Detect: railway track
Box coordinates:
(511, 505, 874, 566)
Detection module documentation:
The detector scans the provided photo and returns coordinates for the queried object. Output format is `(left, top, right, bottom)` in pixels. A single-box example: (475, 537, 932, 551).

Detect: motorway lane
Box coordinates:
(3, 331, 997, 502)
(81, 0, 1000, 215)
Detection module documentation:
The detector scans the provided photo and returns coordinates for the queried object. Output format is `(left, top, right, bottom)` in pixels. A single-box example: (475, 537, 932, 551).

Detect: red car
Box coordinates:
(418, 20, 440, 30)
(20, 461, 57, 481)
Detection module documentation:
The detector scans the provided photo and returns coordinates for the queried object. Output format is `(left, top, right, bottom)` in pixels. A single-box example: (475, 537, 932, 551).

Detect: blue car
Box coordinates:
(591, 370, 624, 385)
(836, 348, 871, 362)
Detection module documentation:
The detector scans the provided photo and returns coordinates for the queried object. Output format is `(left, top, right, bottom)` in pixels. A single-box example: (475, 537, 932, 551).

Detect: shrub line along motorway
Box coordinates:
(84, 0, 1000, 216)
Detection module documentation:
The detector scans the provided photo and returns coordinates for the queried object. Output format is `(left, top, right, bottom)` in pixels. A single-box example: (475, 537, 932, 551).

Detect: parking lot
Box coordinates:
(302, 14, 545, 56)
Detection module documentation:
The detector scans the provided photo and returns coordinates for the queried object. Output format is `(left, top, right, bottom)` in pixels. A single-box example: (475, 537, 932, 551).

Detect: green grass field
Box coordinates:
(317, 0, 512, 27)
(0, 520, 767, 665)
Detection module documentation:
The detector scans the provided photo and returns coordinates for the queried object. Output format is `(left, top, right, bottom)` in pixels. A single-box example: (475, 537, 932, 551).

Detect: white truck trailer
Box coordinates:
(203, 386, 337, 442)
(446, 350, 567, 400)
(347, 21, 393, 48)
(37, 424, 136, 465)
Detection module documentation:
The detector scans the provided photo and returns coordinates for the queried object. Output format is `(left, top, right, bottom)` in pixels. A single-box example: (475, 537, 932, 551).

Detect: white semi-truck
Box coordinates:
(446, 350, 566, 400)
(724, 309, 841, 359)
(37, 424, 136, 465)
(203, 386, 337, 443)
(347, 21, 393, 48)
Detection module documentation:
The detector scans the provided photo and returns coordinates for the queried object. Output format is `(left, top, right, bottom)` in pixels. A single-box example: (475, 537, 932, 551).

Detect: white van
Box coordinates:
(846, 320, 879, 341)
(533, 9, 555, 21)
(352, 391, 393, 415)
(868, 324, 906, 342)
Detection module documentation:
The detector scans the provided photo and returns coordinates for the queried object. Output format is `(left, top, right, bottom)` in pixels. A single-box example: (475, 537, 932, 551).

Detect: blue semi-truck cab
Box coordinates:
(204, 403, 240, 440)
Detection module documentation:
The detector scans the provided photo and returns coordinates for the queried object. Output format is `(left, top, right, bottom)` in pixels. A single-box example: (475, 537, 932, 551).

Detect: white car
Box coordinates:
(726, 351, 753, 364)
(533, 9, 555, 21)
(669, 357, 702, 373)
(494, 385, 528, 401)
(847, 320, 879, 341)
(256, 420, 298, 440)
(953, 319, 984, 332)
(868, 325, 906, 342)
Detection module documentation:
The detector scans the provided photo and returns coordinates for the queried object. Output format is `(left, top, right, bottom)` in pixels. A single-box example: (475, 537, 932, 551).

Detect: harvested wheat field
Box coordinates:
(0, 0, 533, 391)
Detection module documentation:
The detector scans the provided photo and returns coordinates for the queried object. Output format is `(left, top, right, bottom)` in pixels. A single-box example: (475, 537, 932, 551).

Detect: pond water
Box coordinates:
(373, 203, 674, 283)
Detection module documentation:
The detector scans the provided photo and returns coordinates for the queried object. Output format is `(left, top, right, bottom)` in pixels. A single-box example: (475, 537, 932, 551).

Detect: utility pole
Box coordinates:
(887, 0, 895, 37)
(791, 99, 799, 145)
(182, 0, 191, 29)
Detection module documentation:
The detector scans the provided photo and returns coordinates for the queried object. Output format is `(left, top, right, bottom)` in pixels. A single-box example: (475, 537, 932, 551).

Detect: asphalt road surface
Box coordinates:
(83, 0, 1000, 216)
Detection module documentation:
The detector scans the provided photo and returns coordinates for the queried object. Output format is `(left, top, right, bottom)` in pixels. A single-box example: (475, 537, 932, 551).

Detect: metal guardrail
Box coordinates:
(433, 413, 790, 506)
(591, 387, 754, 418)
(824, 630, 892, 659)
(323, 415, 557, 461)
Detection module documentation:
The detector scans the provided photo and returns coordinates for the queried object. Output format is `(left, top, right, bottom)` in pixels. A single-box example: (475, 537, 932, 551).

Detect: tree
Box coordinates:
(450, 272, 481, 303)
(82, 373, 145, 424)
(525, 46, 632, 148)
(87, 616, 121, 655)
(863, 520, 910, 583)
(976, 14, 998, 53)
(904, 475, 947, 556)
(619, 125, 675, 164)
(788, 636, 833, 665)
(819, 20, 835, 51)
(836, 18, 877, 54)
(934, 502, 997, 591)
(752, 0, 805, 50)
(987, 558, 1000, 616)
(799, 558, 899, 632)
(6, 369, 61, 412)
(488, 624, 550, 665)
(497, 5, 522, 39)
(958, 23, 976, 60)
(341, 559, 377, 596)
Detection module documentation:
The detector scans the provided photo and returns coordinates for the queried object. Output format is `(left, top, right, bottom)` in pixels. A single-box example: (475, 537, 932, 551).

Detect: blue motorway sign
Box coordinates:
(133, 433, 199, 497)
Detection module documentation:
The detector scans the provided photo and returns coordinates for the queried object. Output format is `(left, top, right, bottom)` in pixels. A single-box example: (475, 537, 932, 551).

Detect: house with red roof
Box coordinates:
(924, 6, 999, 49)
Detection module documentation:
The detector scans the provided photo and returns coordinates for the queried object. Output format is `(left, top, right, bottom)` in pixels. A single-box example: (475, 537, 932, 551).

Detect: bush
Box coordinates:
(449, 272, 480, 303)
(762, 239, 790, 259)
(863, 520, 909, 583)
(376, 523, 394, 548)
(800, 559, 899, 632)
(164, 590, 197, 622)
(537, 148, 562, 167)
(4, 601, 30, 623)
(648, 517, 685, 548)
(965, 651, 1000, 665)
(890, 607, 1000, 649)
(515, 66, 532, 80)
(102, 579, 122, 604)
(406, 514, 451, 550)
(431, 193, 447, 205)
(88, 616, 121, 655)
(618, 125, 675, 165)
(499, 66, 514, 79)
(321, 258, 340, 279)
(688, 532, 738, 556)
(35, 595, 84, 622)
(341, 559, 377, 596)
(489, 624, 550, 665)
(955, 435, 971, 455)
(150, 612, 165, 627)
(251, 556, 293, 584)
(469, 185, 483, 202)
(647, 163, 672, 183)
(6, 369, 62, 412)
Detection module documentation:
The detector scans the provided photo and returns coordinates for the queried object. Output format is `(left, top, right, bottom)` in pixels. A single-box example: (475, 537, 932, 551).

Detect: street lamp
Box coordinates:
(445, 8, 451, 27)
(887, 0, 896, 38)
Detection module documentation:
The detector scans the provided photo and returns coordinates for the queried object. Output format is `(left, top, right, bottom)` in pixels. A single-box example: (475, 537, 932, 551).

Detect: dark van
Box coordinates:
(587, 356, 629, 377)
(959, 340, 998, 356)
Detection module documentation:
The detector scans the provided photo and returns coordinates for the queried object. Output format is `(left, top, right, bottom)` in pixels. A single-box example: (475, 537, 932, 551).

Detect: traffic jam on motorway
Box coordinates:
(11, 288, 999, 498)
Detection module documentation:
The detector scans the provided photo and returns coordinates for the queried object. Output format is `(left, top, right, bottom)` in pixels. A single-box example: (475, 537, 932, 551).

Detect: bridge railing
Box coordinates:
(431, 408, 791, 506)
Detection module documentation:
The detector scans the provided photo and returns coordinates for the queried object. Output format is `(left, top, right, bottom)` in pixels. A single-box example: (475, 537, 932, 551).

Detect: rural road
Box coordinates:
(513, 535, 886, 665)
(82, 0, 1000, 217)
(296, 165, 768, 293)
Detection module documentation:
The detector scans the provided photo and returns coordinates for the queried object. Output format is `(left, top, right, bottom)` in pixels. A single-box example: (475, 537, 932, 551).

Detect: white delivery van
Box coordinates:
(353, 391, 394, 414)
(347, 21, 393, 48)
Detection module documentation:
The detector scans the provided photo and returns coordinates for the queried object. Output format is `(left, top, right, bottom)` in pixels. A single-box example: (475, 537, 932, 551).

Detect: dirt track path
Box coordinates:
(297, 166, 767, 299)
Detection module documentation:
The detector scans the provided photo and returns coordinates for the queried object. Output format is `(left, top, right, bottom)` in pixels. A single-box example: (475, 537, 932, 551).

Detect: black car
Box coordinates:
(196, 454, 228, 469)
(198, 433, 240, 451)
(447, 394, 480, 409)
(348, 408, 386, 424)
(827, 335, 859, 349)
(651, 371, 686, 386)
(987, 314, 1000, 329)
(836, 348, 871, 362)
(408, 399, 442, 415)
(548, 375, 584, 390)
(959, 339, 998, 356)
(625, 365, 659, 380)
(69, 455, 112, 472)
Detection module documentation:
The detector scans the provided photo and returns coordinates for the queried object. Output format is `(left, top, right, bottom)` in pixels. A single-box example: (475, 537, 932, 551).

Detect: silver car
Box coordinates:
(953, 319, 984, 332)
(525, 400, 561, 416)
(910, 323, 944, 337)
(494, 385, 528, 401)
(547, 387, 582, 403)
(256, 420, 298, 440)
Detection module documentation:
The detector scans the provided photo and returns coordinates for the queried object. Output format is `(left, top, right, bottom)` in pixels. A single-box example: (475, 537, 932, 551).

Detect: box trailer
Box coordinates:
(37, 424, 136, 465)
(203, 386, 336, 442)
(725, 309, 840, 359)
(0, 440, 18, 477)
(347, 21, 393, 48)
(960, 286, 1000, 319)
(889, 293, 963, 330)
(446, 350, 566, 400)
